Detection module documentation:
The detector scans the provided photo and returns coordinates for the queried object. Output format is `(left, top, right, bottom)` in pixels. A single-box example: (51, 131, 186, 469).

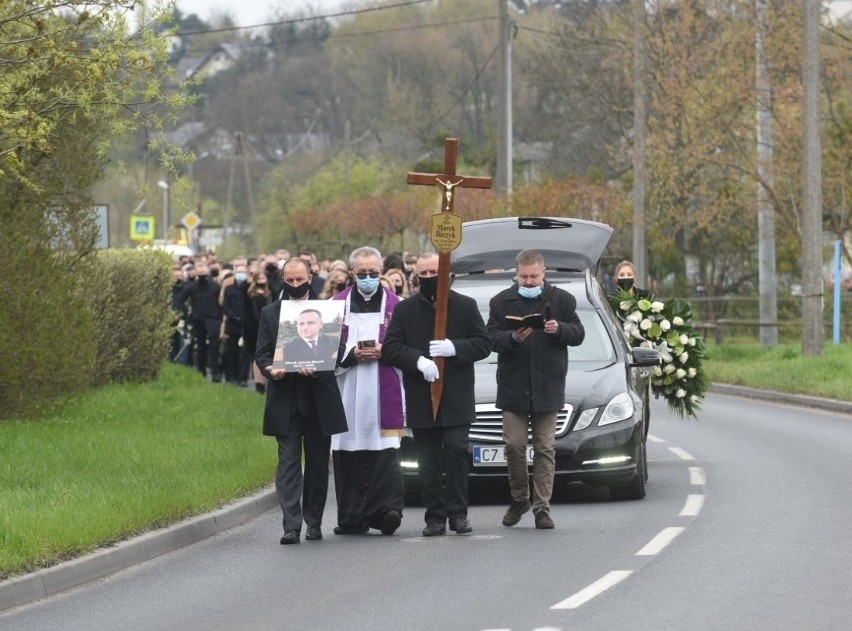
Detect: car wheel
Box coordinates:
(610, 438, 646, 500)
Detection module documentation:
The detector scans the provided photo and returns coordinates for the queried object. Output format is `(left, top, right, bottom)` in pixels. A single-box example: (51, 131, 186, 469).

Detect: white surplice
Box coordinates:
(332, 307, 401, 452)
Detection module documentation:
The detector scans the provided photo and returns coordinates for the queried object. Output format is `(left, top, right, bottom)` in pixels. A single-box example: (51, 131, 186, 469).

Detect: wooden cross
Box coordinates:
(407, 137, 492, 418)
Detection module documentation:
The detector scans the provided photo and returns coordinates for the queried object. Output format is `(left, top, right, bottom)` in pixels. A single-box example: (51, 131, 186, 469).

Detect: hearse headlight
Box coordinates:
(598, 392, 634, 426)
(574, 407, 599, 431)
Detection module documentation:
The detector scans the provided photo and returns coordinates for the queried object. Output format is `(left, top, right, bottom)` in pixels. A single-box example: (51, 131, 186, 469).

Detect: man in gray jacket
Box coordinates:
(487, 249, 585, 529)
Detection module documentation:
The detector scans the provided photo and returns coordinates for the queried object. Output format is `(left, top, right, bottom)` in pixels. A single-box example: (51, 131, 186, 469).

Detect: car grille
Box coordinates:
(469, 404, 573, 442)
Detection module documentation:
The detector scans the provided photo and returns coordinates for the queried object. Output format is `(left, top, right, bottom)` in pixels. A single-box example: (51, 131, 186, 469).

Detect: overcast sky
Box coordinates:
(175, 0, 353, 28)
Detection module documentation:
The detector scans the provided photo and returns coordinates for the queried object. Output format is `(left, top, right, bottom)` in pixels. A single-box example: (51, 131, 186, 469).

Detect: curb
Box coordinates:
(710, 383, 852, 416)
(0, 487, 276, 613)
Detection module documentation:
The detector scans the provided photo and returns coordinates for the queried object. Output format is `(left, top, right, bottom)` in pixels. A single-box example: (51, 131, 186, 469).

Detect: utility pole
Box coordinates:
(801, 0, 824, 356)
(755, 0, 778, 347)
(496, 0, 509, 197)
(632, 0, 647, 288)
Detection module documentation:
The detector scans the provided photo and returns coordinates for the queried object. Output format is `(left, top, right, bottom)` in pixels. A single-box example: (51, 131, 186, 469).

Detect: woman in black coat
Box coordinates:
(243, 270, 272, 393)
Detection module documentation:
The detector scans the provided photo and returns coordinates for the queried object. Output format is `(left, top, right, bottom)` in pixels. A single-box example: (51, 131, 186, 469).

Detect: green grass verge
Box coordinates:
(0, 363, 273, 579)
(706, 340, 852, 401)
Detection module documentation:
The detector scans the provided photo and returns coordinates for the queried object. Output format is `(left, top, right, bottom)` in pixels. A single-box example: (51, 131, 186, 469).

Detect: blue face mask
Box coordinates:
(235, 272, 247, 283)
(356, 276, 380, 294)
(518, 284, 542, 299)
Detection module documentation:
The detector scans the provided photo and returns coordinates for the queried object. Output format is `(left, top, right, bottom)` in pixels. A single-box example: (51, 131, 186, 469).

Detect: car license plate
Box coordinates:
(472, 445, 534, 466)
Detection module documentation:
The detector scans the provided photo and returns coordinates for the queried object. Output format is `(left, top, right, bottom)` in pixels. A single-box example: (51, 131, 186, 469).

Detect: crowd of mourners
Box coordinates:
(171, 247, 418, 393)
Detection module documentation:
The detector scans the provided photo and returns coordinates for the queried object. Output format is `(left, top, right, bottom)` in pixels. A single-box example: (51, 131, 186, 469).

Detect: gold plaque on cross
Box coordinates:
(430, 212, 463, 253)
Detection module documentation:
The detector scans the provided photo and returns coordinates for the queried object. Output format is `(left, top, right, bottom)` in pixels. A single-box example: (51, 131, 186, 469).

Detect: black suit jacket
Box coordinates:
(282, 334, 338, 369)
(255, 300, 348, 438)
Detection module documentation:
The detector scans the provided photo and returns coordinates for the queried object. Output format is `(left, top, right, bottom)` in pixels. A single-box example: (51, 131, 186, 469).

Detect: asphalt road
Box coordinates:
(2, 392, 852, 630)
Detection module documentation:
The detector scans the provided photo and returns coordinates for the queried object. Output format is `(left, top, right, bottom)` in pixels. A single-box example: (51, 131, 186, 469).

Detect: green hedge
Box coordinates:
(86, 249, 174, 386)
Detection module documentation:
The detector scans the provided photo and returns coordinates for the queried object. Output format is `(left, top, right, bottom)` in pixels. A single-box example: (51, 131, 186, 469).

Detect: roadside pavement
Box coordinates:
(2, 383, 850, 613)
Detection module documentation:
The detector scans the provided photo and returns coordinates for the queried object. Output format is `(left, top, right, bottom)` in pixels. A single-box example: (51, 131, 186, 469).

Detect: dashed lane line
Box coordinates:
(550, 570, 633, 610)
(636, 526, 686, 556)
(689, 466, 706, 485)
(668, 446, 695, 460)
(679, 494, 704, 517)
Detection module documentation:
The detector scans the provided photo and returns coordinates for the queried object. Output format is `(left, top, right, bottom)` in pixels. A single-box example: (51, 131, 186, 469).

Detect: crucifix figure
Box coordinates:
(407, 137, 492, 417)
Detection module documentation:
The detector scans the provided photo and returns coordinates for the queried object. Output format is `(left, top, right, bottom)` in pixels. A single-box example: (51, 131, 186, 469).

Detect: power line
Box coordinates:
(176, 0, 432, 37)
(181, 16, 499, 56)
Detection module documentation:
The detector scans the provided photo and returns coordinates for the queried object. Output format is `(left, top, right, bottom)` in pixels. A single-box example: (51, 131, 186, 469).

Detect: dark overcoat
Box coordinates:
(487, 281, 585, 412)
(255, 299, 348, 438)
(177, 277, 221, 337)
(382, 290, 491, 428)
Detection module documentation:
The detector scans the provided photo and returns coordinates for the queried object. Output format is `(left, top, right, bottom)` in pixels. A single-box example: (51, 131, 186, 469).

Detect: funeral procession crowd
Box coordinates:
(172, 244, 585, 544)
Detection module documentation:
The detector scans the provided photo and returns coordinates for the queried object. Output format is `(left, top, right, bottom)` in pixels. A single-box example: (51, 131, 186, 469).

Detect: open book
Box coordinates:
(505, 313, 545, 331)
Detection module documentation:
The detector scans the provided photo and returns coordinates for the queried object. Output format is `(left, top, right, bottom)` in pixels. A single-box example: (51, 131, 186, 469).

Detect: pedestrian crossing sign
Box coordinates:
(131, 215, 155, 241)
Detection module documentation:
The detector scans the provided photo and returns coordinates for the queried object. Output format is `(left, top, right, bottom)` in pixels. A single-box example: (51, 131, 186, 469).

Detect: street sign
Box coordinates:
(181, 211, 202, 231)
(130, 215, 155, 241)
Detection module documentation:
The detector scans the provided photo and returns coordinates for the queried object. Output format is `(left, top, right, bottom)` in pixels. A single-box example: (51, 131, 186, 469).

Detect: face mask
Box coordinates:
(394, 285, 404, 296)
(282, 281, 310, 299)
(210, 269, 219, 278)
(616, 278, 635, 290)
(257, 282, 267, 288)
(418, 275, 438, 297)
(197, 275, 208, 283)
(356, 276, 380, 294)
(518, 285, 542, 299)
(235, 272, 247, 283)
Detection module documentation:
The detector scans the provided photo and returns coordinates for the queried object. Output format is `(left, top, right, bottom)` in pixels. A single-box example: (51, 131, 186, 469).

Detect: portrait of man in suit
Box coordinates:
(281, 308, 339, 371)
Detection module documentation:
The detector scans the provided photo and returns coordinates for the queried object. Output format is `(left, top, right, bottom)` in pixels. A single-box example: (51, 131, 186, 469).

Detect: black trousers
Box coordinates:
(275, 412, 331, 531)
(332, 448, 404, 531)
(222, 335, 249, 382)
(411, 424, 471, 525)
(192, 325, 220, 379)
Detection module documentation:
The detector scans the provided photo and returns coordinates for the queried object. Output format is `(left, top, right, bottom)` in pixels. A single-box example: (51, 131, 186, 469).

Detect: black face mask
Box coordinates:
(616, 278, 635, 290)
(210, 269, 219, 278)
(394, 285, 404, 296)
(418, 275, 438, 298)
(282, 281, 310, 299)
(197, 275, 208, 283)
(257, 282, 267, 288)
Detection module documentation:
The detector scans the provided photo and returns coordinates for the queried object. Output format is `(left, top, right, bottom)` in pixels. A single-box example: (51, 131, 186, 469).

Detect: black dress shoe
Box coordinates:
(422, 522, 446, 537)
(449, 517, 472, 534)
(334, 525, 369, 535)
(279, 529, 300, 545)
(305, 526, 322, 541)
(381, 511, 401, 536)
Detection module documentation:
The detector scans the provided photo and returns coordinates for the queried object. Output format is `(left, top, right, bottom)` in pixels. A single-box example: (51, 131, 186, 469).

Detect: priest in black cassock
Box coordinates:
(331, 246, 406, 536)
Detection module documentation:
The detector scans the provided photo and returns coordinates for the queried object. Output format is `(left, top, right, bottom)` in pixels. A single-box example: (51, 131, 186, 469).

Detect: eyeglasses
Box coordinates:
(355, 271, 381, 279)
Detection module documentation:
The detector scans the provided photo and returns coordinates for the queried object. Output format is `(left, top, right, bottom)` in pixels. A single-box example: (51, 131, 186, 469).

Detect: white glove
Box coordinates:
(416, 356, 440, 382)
(429, 339, 456, 358)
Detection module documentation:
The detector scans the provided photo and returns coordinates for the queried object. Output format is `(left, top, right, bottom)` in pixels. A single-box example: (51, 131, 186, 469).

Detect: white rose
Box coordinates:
(679, 352, 689, 363)
(679, 334, 689, 345)
(628, 310, 642, 322)
(653, 366, 663, 377)
(673, 316, 684, 326)
(640, 318, 652, 330)
(687, 367, 697, 378)
(688, 337, 696, 346)
(663, 363, 675, 375)
(675, 388, 687, 398)
(676, 368, 686, 379)
(623, 321, 636, 333)
(690, 394, 700, 403)
(660, 319, 671, 331)
(651, 301, 664, 313)
(640, 341, 652, 349)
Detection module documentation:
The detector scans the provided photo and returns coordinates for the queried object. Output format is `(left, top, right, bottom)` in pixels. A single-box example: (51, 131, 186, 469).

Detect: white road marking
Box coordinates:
(679, 494, 704, 517)
(668, 446, 694, 460)
(647, 433, 666, 443)
(402, 534, 501, 543)
(689, 466, 706, 485)
(551, 570, 633, 610)
(636, 527, 685, 555)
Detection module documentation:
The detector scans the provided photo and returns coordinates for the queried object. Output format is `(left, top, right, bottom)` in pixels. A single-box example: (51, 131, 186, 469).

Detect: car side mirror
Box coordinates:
(630, 347, 661, 368)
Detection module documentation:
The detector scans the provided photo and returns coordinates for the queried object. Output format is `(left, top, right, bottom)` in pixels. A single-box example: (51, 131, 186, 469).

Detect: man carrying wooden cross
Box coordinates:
(381, 138, 492, 537)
